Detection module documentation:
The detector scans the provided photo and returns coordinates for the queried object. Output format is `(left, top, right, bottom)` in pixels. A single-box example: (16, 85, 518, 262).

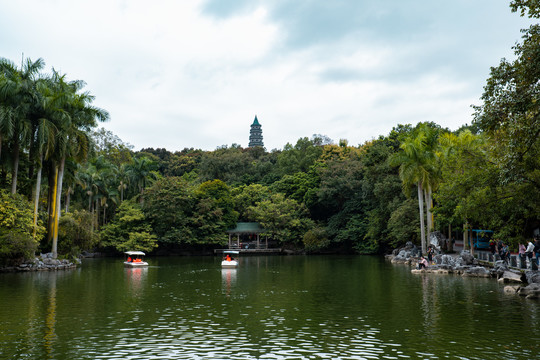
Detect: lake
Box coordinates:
(0, 255, 538, 359)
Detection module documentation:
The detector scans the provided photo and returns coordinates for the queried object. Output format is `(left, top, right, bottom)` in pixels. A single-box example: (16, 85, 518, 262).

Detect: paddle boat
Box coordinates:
(124, 251, 148, 267)
(221, 250, 239, 268)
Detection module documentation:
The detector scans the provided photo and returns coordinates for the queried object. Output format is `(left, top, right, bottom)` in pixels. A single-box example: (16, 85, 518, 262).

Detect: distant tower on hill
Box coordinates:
(248, 115, 264, 147)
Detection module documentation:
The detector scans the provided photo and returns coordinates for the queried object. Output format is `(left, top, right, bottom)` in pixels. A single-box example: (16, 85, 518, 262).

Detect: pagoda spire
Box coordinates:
(249, 115, 264, 147)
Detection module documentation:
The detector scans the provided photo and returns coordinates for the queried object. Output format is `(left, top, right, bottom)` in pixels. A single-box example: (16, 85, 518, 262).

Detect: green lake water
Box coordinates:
(0, 255, 538, 359)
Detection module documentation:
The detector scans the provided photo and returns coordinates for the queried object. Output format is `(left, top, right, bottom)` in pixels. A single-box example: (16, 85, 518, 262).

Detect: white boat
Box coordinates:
(221, 250, 239, 268)
(124, 251, 149, 267)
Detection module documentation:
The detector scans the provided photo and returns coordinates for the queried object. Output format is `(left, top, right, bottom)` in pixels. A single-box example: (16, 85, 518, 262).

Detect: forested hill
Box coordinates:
(1, 0, 540, 262)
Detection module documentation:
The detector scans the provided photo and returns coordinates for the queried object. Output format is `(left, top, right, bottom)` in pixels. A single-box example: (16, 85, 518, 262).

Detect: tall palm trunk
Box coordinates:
(417, 182, 426, 254)
(28, 123, 37, 182)
(32, 153, 43, 240)
(65, 190, 70, 213)
(47, 165, 58, 248)
(11, 138, 20, 194)
(51, 157, 65, 258)
(95, 198, 100, 229)
(120, 182, 125, 202)
(424, 186, 433, 246)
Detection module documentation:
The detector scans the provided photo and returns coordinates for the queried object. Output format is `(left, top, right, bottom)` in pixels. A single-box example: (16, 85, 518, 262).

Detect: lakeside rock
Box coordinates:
(518, 283, 540, 299)
(0, 253, 79, 273)
(388, 245, 540, 299)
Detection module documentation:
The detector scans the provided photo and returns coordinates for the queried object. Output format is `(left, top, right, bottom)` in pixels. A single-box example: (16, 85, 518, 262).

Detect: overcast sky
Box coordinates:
(0, 0, 533, 151)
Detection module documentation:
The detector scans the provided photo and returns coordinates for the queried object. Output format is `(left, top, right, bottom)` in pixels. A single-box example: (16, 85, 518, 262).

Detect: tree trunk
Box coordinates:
(418, 182, 426, 254)
(424, 187, 432, 245)
(65, 187, 71, 213)
(11, 139, 19, 194)
(52, 157, 65, 259)
(28, 124, 37, 182)
(95, 198, 99, 229)
(33, 153, 43, 241)
(428, 186, 433, 234)
(469, 227, 475, 256)
(47, 164, 58, 246)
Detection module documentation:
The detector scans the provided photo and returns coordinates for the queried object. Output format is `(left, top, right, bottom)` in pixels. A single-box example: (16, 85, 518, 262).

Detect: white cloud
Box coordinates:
(0, 0, 534, 151)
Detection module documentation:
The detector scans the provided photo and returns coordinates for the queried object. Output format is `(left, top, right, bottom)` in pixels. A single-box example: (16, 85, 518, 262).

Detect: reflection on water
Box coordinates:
(125, 267, 148, 296)
(0, 256, 538, 359)
(221, 268, 237, 297)
(44, 275, 56, 359)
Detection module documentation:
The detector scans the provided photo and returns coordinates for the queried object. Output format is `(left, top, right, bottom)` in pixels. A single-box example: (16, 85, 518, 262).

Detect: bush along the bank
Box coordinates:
(0, 190, 45, 267)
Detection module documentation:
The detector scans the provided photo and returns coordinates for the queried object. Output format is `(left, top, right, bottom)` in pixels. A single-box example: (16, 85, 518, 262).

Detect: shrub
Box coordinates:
(58, 210, 99, 256)
(303, 226, 330, 252)
(0, 189, 45, 265)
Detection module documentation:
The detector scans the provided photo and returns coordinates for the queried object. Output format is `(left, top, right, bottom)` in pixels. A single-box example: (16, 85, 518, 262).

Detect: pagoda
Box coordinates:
(248, 115, 264, 147)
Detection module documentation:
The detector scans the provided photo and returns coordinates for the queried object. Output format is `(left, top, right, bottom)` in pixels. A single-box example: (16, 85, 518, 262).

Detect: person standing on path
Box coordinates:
(526, 240, 535, 269)
(427, 246, 434, 264)
(501, 243, 510, 265)
(497, 239, 504, 259)
(534, 236, 540, 266)
(519, 243, 527, 268)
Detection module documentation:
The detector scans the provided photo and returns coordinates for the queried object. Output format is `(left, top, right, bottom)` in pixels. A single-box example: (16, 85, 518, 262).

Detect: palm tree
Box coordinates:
(419, 125, 442, 242)
(49, 72, 109, 258)
(117, 163, 129, 202)
(439, 130, 485, 254)
(30, 76, 65, 240)
(391, 124, 440, 254)
(0, 57, 45, 194)
(126, 156, 158, 203)
(0, 66, 16, 161)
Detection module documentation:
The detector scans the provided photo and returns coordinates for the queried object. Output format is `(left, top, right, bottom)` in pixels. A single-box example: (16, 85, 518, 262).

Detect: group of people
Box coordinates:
(416, 235, 540, 270)
(489, 239, 511, 264)
(520, 237, 540, 269)
(488, 236, 540, 269)
(418, 245, 436, 269)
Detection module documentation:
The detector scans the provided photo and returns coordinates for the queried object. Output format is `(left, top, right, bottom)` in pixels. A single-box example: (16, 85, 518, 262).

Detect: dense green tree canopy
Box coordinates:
(2, 6, 540, 264)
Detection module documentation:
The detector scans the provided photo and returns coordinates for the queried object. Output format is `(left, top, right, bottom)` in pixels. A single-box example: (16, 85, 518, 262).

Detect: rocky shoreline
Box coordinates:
(387, 242, 540, 300)
(0, 253, 80, 273)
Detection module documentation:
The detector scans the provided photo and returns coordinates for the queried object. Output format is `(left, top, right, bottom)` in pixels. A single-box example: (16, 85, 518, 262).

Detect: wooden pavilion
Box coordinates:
(226, 222, 266, 249)
(215, 222, 281, 254)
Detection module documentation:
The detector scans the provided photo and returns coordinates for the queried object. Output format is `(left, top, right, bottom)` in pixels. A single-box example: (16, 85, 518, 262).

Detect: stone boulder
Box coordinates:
(398, 242, 420, 257)
(436, 254, 458, 267)
(492, 261, 509, 277)
(43, 258, 61, 266)
(497, 270, 523, 283)
(391, 242, 421, 264)
(462, 266, 491, 278)
(518, 283, 540, 299)
(460, 250, 475, 265)
(429, 231, 447, 251)
(504, 285, 521, 294)
(525, 270, 540, 284)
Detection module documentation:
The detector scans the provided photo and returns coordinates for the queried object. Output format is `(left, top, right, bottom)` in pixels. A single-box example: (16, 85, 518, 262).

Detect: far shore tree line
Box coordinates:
(1, 1, 539, 265)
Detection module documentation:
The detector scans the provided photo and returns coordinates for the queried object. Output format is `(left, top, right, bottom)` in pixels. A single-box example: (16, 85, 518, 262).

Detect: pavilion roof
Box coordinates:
(227, 222, 264, 234)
